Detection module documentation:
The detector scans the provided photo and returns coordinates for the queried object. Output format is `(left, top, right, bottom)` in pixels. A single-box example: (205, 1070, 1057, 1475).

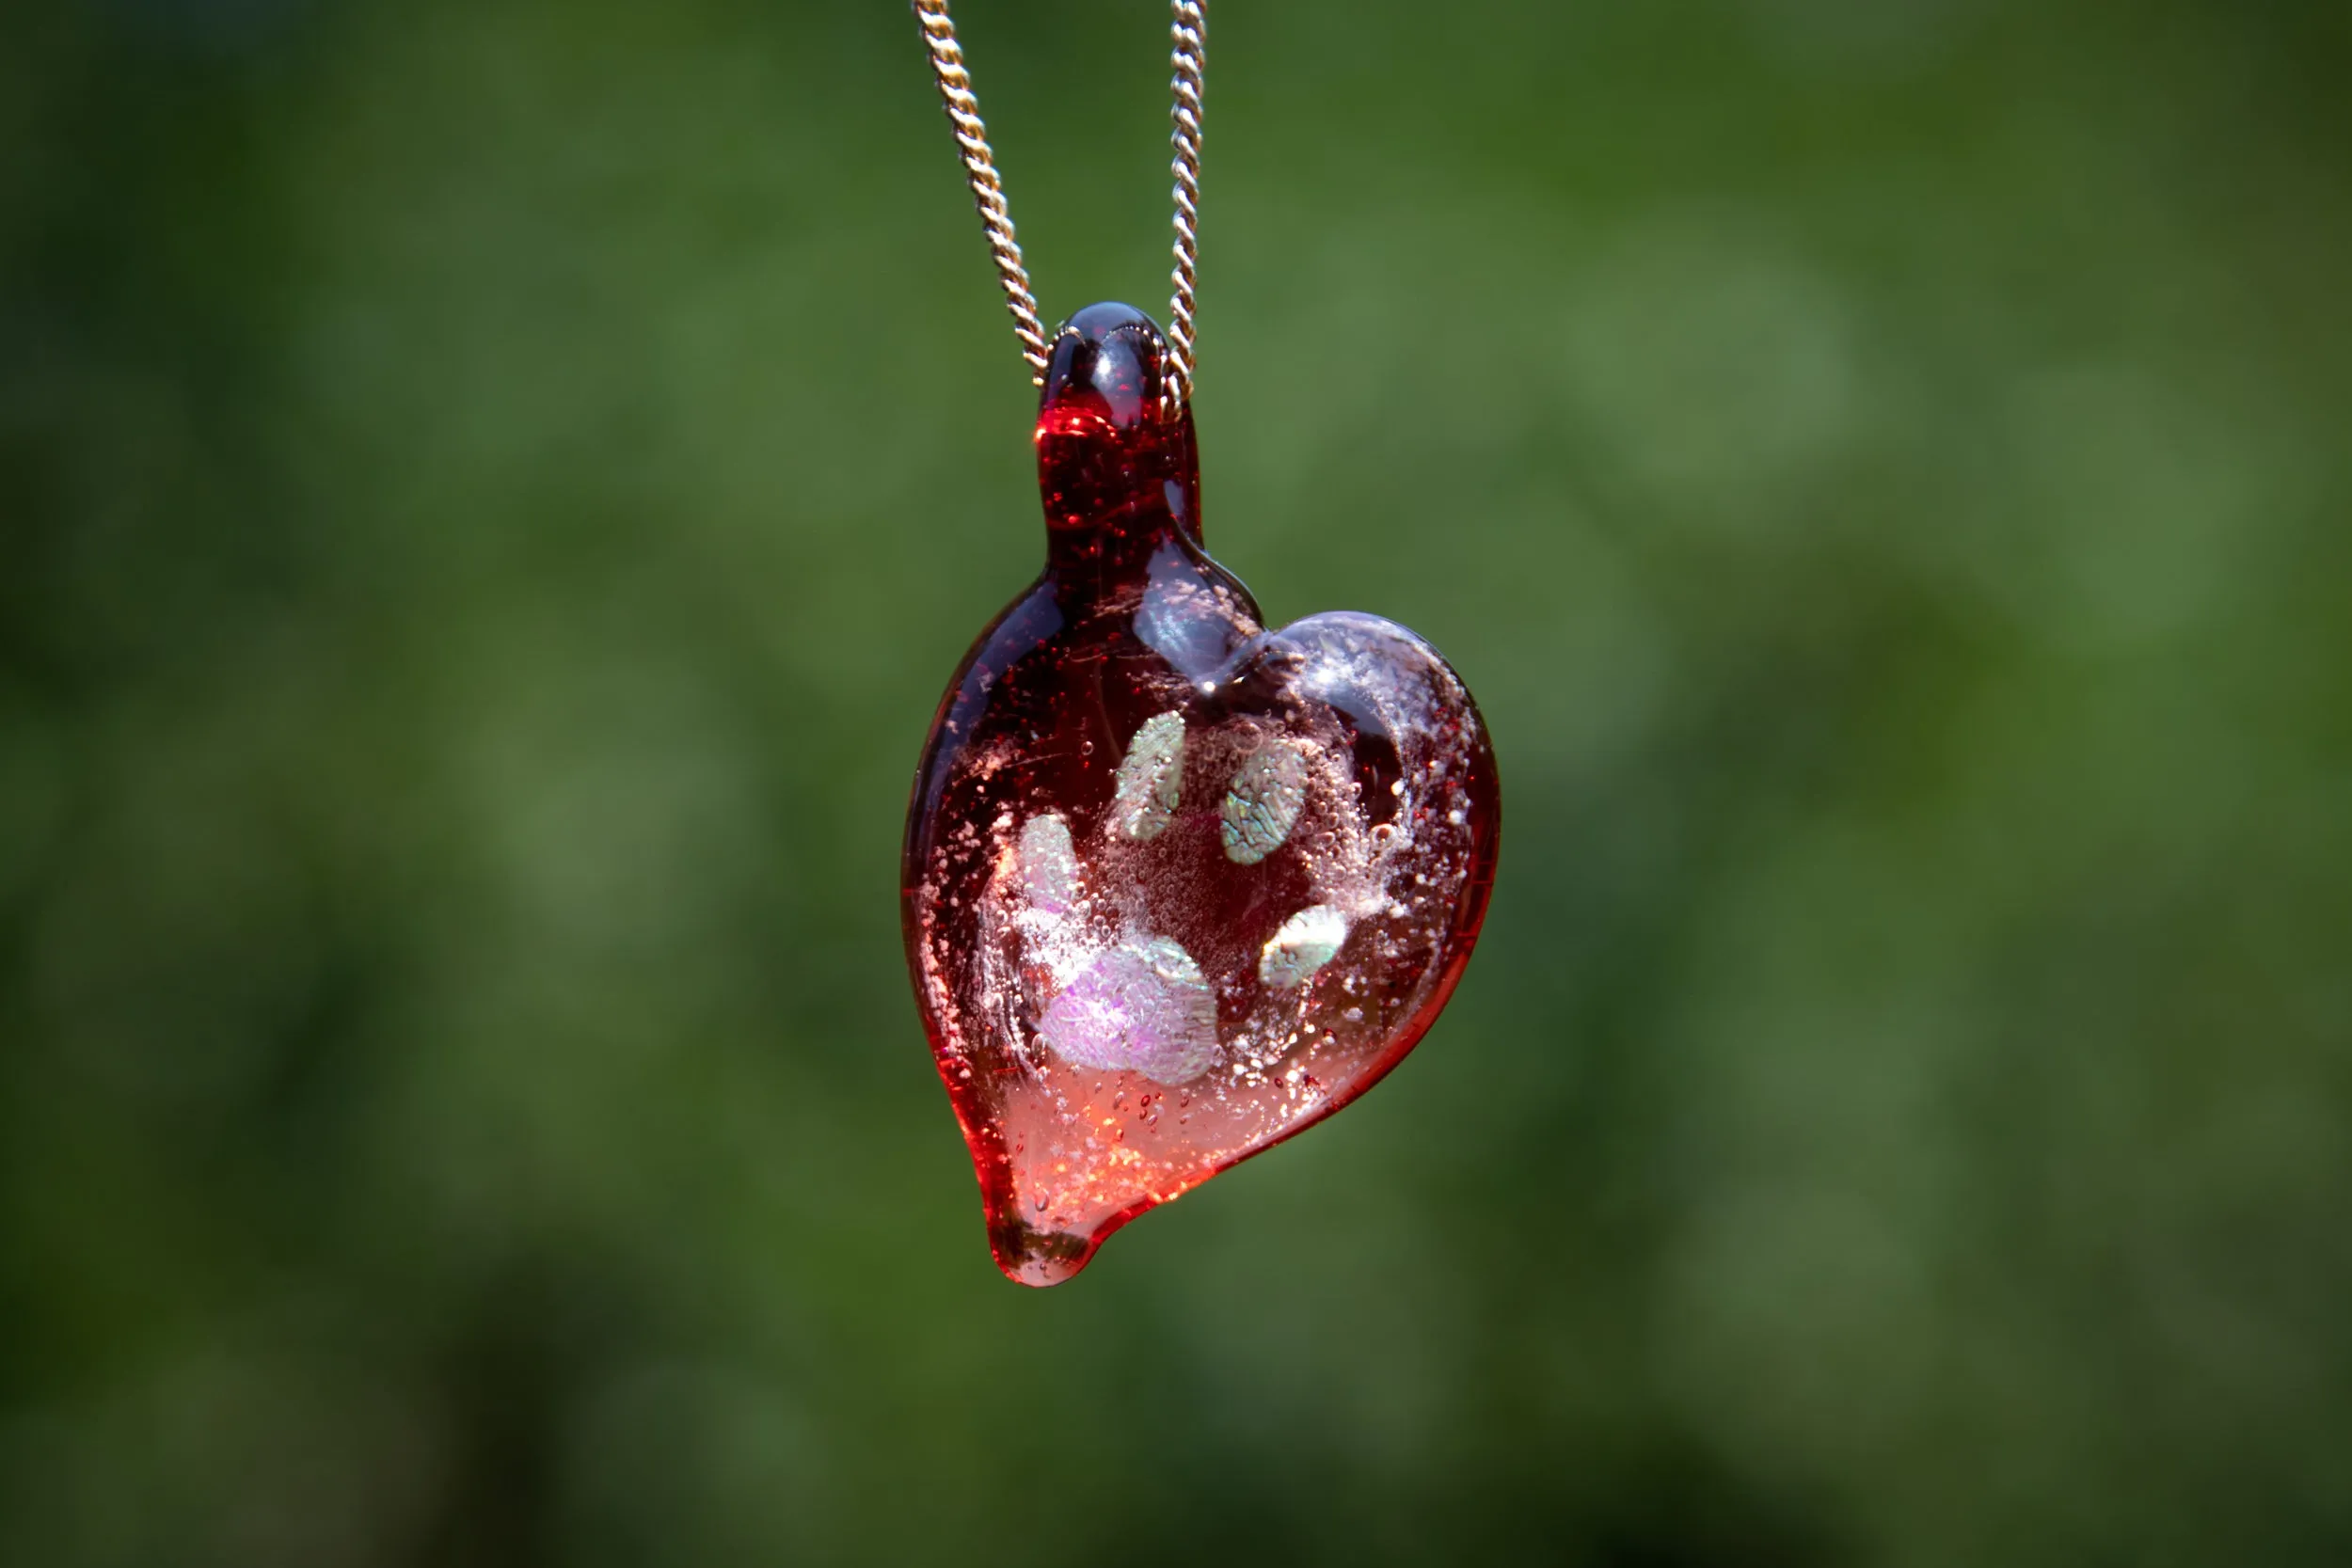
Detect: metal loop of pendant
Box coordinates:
(912, 0, 1208, 415)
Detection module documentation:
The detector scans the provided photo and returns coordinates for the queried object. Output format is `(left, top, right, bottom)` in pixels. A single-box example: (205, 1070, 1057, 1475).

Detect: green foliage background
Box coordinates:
(5, 0, 2349, 1562)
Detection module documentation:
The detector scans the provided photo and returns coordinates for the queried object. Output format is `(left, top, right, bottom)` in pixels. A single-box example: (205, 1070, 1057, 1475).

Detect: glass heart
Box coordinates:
(903, 304, 1501, 1284)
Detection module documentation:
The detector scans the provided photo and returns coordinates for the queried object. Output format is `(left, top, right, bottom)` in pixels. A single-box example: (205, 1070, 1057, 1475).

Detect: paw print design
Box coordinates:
(1006, 711, 1362, 1089)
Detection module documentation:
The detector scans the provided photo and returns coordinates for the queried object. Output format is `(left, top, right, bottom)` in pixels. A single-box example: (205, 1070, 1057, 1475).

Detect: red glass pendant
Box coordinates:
(903, 304, 1500, 1285)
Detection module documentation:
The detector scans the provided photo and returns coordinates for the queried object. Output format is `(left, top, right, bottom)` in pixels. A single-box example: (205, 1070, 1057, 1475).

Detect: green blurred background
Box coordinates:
(6, 0, 2350, 1561)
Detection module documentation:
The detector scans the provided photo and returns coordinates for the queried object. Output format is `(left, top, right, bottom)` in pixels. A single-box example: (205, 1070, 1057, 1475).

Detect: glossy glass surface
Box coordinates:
(902, 304, 1501, 1285)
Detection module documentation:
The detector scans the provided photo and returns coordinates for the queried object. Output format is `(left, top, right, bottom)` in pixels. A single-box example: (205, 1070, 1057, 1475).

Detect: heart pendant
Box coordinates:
(903, 304, 1500, 1285)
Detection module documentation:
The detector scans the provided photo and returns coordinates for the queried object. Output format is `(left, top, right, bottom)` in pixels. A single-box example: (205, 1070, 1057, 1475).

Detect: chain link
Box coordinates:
(912, 0, 1052, 383)
(1163, 1, 1206, 411)
(913, 0, 1206, 410)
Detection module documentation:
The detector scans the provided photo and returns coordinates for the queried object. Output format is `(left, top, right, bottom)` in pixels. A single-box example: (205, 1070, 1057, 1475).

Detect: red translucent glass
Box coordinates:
(902, 303, 1501, 1285)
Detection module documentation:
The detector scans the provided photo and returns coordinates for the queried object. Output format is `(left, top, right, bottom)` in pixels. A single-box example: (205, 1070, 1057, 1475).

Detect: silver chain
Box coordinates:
(1164, 1, 1204, 409)
(913, 0, 1208, 411)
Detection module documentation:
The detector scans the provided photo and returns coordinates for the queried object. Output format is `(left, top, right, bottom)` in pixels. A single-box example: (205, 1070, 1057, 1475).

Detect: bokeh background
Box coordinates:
(6, 0, 2350, 1561)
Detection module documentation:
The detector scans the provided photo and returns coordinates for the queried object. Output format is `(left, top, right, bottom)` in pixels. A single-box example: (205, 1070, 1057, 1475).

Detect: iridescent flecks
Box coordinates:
(1018, 814, 1078, 913)
(1259, 903, 1349, 990)
(1219, 739, 1308, 864)
(1039, 934, 1219, 1085)
(1110, 711, 1184, 840)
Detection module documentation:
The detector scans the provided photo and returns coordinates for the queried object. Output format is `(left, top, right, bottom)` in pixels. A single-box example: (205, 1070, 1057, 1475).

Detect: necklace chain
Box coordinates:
(913, 0, 1208, 411)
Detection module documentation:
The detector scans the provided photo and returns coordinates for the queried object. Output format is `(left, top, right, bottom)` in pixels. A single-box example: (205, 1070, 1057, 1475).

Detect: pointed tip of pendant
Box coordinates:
(986, 1212, 1102, 1287)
